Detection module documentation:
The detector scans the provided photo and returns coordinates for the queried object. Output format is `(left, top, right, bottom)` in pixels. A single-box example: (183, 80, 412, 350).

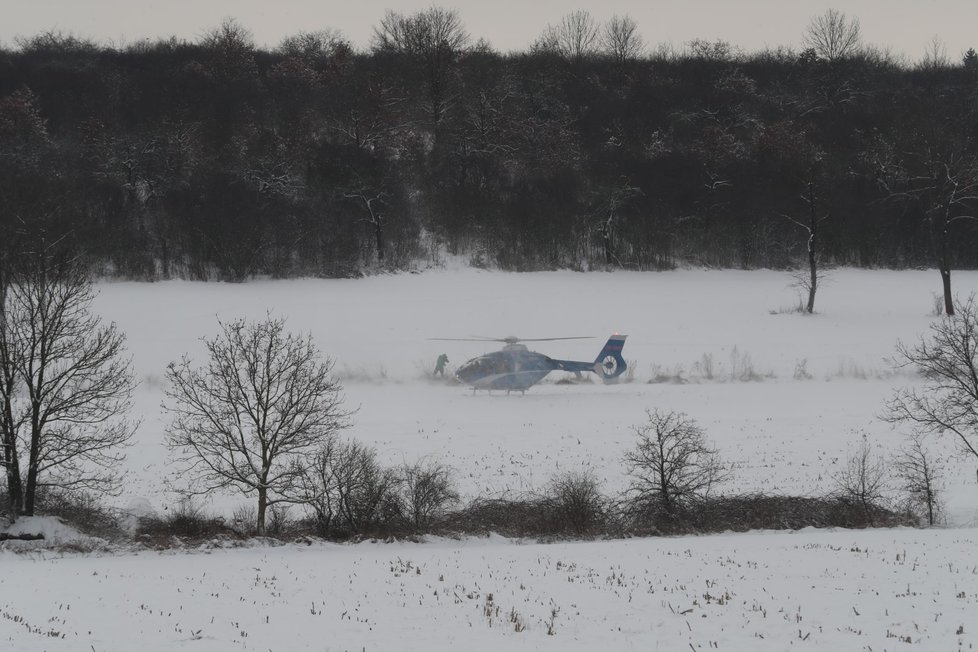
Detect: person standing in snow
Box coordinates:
(434, 353, 449, 377)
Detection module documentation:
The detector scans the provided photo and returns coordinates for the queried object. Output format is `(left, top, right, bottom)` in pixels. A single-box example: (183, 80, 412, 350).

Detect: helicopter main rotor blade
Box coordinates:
(428, 336, 594, 343)
(427, 337, 504, 342)
(514, 336, 594, 342)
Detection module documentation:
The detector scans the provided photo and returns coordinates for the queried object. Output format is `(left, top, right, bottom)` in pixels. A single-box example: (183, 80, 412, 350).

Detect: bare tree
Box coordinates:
(623, 409, 729, 517)
(324, 439, 400, 534)
(685, 38, 737, 62)
(200, 17, 255, 57)
(199, 17, 257, 79)
(892, 431, 943, 526)
(289, 433, 342, 535)
(594, 178, 642, 267)
(0, 246, 136, 517)
(803, 9, 862, 61)
(535, 11, 600, 62)
(0, 249, 23, 518)
(373, 6, 468, 55)
(926, 153, 976, 317)
(328, 72, 409, 152)
(401, 459, 458, 531)
(919, 35, 950, 70)
(373, 7, 469, 124)
(875, 141, 978, 316)
(164, 316, 352, 534)
(602, 15, 644, 66)
(884, 295, 978, 483)
(342, 184, 388, 263)
(832, 433, 888, 520)
(785, 164, 829, 313)
(277, 28, 350, 64)
(292, 434, 412, 537)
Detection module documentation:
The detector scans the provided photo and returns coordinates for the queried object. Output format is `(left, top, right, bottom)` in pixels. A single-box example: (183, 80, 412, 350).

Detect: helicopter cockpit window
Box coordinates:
(465, 357, 486, 374)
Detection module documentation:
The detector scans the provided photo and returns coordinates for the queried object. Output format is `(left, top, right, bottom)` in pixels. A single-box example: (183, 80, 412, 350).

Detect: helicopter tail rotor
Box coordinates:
(592, 334, 628, 381)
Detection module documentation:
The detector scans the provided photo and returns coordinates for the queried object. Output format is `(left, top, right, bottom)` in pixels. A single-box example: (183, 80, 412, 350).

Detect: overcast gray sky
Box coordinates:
(2, 0, 977, 61)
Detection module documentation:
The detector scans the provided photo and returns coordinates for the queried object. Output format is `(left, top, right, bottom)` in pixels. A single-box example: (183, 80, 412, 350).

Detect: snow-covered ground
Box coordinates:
(3, 527, 977, 651)
(4, 267, 978, 651)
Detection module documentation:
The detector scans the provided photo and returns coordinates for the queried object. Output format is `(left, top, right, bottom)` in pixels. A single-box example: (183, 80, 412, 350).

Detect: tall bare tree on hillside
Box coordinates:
(803, 9, 862, 61)
(277, 29, 350, 64)
(373, 7, 469, 124)
(918, 36, 950, 70)
(535, 11, 600, 62)
(602, 15, 644, 65)
(164, 316, 352, 534)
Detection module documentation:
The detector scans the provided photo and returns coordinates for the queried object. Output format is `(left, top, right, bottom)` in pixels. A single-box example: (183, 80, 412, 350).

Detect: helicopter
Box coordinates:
(430, 334, 628, 393)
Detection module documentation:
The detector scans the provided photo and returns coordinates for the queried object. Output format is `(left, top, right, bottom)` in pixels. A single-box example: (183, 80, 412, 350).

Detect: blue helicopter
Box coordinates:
(431, 334, 628, 393)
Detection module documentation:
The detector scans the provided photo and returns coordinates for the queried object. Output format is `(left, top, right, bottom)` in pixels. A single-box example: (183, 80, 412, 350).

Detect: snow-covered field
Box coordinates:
(4, 268, 978, 651)
(3, 527, 977, 651)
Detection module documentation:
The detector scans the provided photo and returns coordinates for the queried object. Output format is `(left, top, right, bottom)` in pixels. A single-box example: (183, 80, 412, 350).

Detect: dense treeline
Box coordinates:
(1, 10, 977, 281)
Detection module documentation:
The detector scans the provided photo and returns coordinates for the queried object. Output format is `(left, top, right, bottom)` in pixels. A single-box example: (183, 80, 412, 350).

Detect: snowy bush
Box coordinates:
(544, 469, 607, 536)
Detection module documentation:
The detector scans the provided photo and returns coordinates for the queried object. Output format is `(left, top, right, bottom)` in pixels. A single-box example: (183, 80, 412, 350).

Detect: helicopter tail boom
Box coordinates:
(553, 334, 628, 381)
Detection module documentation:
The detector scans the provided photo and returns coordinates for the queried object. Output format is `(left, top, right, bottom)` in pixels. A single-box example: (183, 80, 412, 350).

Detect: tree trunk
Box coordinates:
(657, 435, 671, 514)
(940, 266, 953, 316)
(2, 385, 23, 516)
(256, 487, 267, 535)
(926, 486, 934, 526)
(602, 212, 616, 267)
(159, 236, 171, 280)
(24, 463, 38, 516)
(23, 402, 43, 516)
(3, 444, 24, 518)
(931, 205, 955, 316)
(374, 221, 384, 262)
(806, 181, 818, 314)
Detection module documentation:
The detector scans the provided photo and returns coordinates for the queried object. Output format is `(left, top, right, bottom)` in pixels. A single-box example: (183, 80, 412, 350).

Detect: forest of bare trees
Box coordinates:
(0, 9, 976, 286)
